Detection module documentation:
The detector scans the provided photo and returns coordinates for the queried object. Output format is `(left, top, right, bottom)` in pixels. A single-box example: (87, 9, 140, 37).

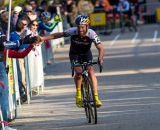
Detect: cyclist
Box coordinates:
(39, 15, 104, 108)
(117, 0, 133, 32)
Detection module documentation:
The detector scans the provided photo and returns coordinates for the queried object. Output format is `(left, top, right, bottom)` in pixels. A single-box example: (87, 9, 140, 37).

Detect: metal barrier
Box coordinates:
(139, 2, 160, 24)
(0, 106, 4, 130)
(90, 8, 134, 34)
(8, 58, 17, 119)
(2, 5, 64, 126)
(90, 2, 160, 34)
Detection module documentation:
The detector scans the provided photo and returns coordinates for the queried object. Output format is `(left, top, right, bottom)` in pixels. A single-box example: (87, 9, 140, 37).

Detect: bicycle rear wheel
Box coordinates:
(85, 78, 97, 124)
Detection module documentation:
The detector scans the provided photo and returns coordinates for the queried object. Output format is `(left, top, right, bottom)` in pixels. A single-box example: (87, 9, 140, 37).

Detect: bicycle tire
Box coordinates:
(85, 78, 97, 124)
(81, 81, 91, 123)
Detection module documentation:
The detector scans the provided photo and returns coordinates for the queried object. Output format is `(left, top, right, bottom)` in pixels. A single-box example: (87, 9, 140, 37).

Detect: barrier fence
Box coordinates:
(90, 2, 160, 34)
(0, 6, 64, 128)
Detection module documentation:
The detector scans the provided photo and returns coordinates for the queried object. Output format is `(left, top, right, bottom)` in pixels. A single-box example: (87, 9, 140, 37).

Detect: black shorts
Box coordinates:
(69, 51, 93, 64)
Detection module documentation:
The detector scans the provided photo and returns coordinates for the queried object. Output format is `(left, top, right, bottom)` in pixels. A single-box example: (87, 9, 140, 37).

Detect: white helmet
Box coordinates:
(14, 6, 22, 13)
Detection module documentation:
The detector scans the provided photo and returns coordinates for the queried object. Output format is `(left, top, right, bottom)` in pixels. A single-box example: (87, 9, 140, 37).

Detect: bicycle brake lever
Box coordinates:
(71, 62, 74, 77)
(72, 67, 74, 77)
(99, 64, 103, 73)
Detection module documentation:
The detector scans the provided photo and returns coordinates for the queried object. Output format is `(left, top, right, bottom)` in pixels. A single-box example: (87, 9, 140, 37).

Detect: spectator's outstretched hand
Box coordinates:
(21, 34, 40, 45)
(54, 14, 61, 22)
(38, 36, 45, 43)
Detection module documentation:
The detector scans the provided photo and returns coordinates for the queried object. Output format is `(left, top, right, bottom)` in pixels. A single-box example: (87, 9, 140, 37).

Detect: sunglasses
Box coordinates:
(30, 2, 35, 5)
(22, 23, 27, 26)
(32, 24, 38, 27)
(26, 10, 32, 13)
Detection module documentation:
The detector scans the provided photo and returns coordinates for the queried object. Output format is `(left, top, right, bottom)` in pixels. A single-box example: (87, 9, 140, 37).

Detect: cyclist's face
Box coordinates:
(78, 25, 88, 37)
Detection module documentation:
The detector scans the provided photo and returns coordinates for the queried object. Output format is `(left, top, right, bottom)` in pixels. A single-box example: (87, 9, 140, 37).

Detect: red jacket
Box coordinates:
(3, 44, 34, 59)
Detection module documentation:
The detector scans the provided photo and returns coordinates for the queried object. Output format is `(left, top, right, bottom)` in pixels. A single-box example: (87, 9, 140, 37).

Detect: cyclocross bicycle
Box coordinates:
(72, 60, 102, 124)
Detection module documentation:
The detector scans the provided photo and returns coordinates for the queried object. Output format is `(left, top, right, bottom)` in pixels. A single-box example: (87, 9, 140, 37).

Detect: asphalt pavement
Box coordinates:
(13, 24, 160, 130)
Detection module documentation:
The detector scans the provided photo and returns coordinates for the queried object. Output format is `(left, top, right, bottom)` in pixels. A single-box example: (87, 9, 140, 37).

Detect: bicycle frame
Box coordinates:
(72, 61, 102, 124)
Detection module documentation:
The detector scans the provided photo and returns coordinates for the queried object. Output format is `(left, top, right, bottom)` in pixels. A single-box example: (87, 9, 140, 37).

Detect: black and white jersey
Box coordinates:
(64, 27, 101, 55)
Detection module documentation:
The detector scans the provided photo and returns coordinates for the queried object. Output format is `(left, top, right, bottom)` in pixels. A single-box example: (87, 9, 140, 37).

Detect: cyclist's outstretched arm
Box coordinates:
(40, 32, 64, 42)
(95, 43, 104, 64)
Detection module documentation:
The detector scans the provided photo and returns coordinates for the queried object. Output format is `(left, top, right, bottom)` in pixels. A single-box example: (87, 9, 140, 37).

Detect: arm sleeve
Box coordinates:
(63, 27, 77, 37)
(89, 29, 101, 45)
(42, 21, 59, 32)
(6, 44, 34, 58)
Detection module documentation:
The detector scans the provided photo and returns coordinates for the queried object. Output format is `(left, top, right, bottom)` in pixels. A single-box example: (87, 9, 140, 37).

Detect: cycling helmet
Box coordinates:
(41, 11, 51, 19)
(75, 15, 90, 26)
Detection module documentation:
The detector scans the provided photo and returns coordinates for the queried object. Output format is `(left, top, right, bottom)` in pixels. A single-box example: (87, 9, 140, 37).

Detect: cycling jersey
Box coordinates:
(38, 20, 59, 33)
(64, 27, 101, 55)
(64, 27, 101, 63)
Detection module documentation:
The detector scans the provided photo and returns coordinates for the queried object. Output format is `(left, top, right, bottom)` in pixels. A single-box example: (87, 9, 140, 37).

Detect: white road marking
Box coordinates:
(45, 67, 160, 80)
(153, 30, 158, 42)
(131, 32, 139, 44)
(110, 34, 121, 46)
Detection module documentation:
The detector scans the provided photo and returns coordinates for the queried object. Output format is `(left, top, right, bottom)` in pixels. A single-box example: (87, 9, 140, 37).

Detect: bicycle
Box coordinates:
(72, 60, 102, 124)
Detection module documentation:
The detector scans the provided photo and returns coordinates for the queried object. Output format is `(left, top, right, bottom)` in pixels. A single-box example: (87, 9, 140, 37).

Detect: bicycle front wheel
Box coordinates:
(85, 78, 97, 124)
(81, 82, 91, 123)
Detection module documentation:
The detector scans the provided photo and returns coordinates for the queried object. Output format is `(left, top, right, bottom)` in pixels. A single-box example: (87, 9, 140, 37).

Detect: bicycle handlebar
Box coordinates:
(71, 61, 103, 77)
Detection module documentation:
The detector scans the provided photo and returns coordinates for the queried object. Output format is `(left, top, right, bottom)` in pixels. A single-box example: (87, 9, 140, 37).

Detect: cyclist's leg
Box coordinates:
(74, 69, 83, 107)
(88, 67, 102, 107)
(70, 55, 83, 107)
(74, 65, 82, 96)
(84, 52, 102, 107)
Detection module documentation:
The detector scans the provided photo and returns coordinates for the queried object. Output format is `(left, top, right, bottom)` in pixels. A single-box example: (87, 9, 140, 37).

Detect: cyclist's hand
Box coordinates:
(98, 57, 103, 65)
(98, 57, 103, 73)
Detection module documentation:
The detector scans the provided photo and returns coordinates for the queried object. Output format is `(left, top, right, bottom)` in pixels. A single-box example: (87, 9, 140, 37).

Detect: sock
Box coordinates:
(76, 87, 81, 97)
(94, 92, 99, 100)
(94, 92, 98, 96)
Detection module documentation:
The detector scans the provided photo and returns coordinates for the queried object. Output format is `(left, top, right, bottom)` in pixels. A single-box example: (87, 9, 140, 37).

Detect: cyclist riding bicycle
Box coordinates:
(40, 15, 104, 108)
(117, 0, 133, 32)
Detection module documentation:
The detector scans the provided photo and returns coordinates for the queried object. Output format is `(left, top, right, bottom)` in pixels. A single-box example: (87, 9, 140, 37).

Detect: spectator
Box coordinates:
(116, 0, 132, 32)
(95, 0, 113, 12)
(65, 0, 78, 27)
(12, 6, 22, 27)
(77, 0, 94, 16)
(25, 5, 37, 21)
(39, 0, 48, 12)
(29, 0, 39, 15)
(25, 20, 44, 92)
(0, 29, 38, 130)
(10, 18, 29, 103)
(0, 0, 5, 10)
(0, 11, 15, 34)
(38, 11, 61, 65)
(19, 5, 37, 25)
(48, 0, 58, 18)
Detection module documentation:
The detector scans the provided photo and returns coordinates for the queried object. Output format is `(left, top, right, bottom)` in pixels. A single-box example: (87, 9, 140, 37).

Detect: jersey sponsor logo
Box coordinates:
(94, 35, 101, 43)
(73, 40, 89, 45)
(72, 35, 90, 45)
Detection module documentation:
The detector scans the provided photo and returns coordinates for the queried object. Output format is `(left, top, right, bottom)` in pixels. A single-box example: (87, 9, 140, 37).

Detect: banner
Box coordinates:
(90, 13, 106, 26)
(8, 58, 14, 94)
(27, 45, 44, 88)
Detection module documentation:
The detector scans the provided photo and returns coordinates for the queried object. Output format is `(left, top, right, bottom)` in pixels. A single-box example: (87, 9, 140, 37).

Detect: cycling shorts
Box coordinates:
(69, 51, 93, 64)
